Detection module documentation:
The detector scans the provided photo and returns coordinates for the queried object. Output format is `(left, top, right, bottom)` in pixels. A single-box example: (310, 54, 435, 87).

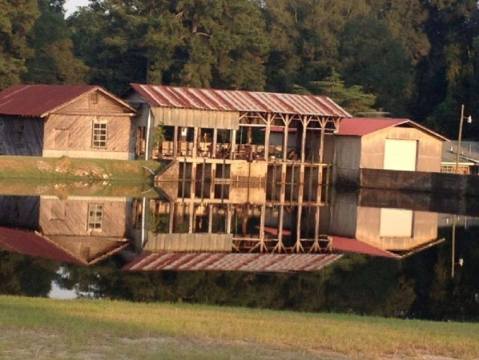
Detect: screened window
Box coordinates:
(92, 121, 107, 149)
(88, 204, 103, 231)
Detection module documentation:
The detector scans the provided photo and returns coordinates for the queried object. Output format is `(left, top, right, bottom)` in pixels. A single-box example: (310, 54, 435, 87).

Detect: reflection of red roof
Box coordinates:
(331, 236, 400, 259)
(123, 252, 342, 273)
(260, 226, 292, 237)
(0, 84, 134, 118)
(131, 83, 351, 118)
(0, 227, 81, 264)
(337, 118, 448, 141)
(0, 226, 128, 265)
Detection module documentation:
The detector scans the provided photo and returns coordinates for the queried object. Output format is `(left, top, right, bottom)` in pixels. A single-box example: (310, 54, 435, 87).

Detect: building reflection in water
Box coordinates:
(0, 196, 130, 266)
(0, 185, 450, 272)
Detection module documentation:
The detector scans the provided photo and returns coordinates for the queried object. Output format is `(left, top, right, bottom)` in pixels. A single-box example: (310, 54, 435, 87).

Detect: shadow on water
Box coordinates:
(0, 180, 478, 321)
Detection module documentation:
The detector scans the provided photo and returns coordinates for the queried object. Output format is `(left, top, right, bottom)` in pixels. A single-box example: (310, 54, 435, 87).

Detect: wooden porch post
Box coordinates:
(316, 119, 327, 203)
(173, 126, 178, 159)
(226, 205, 232, 234)
(168, 202, 175, 234)
(230, 129, 237, 160)
(295, 205, 303, 252)
(212, 128, 218, 158)
(298, 116, 309, 203)
(259, 204, 266, 252)
(208, 205, 213, 234)
(192, 127, 199, 158)
(264, 115, 271, 161)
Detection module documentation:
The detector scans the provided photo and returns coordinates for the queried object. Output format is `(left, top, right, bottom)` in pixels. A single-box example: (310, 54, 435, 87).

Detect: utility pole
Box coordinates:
(455, 104, 465, 174)
(455, 104, 473, 174)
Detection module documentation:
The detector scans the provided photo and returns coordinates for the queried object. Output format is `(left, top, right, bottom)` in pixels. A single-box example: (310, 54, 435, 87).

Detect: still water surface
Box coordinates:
(0, 184, 478, 321)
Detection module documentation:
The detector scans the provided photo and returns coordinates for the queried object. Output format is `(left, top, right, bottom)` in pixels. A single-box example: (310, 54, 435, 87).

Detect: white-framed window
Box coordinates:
(92, 120, 107, 149)
(87, 203, 103, 231)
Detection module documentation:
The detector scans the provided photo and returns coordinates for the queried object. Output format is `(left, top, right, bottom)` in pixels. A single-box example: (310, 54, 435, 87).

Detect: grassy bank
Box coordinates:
(0, 296, 478, 359)
(0, 156, 163, 183)
(0, 178, 162, 198)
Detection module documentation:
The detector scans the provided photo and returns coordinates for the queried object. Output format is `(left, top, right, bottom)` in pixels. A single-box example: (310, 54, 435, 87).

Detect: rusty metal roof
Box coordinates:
(131, 83, 351, 117)
(338, 118, 448, 141)
(0, 227, 128, 265)
(123, 252, 342, 273)
(331, 236, 400, 259)
(0, 227, 82, 264)
(0, 84, 135, 118)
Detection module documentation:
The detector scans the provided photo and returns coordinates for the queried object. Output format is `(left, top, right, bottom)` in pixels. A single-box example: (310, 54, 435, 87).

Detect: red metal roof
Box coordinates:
(331, 236, 400, 259)
(337, 118, 448, 140)
(123, 252, 342, 273)
(0, 84, 135, 118)
(131, 83, 351, 118)
(337, 118, 406, 136)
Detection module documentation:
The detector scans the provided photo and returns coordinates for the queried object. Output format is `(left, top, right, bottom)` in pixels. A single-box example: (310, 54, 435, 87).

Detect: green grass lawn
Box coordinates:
(0, 296, 478, 359)
(0, 156, 163, 183)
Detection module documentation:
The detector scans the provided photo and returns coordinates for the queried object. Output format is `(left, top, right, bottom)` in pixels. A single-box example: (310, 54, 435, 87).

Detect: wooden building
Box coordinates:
(0, 85, 136, 159)
(332, 118, 448, 185)
(0, 195, 133, 266)
(128, 83, 351, 203)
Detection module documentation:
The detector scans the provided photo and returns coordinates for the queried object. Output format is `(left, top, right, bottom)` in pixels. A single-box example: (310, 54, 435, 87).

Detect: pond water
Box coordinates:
(0, 184, 478, 322)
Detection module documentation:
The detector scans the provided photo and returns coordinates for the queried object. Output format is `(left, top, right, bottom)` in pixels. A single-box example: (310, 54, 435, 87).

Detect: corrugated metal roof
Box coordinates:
(0, 84, 135, 118)
(338, 118, 448, 141)
(123, 252, 342, 273)
(0, 84, 97, 118)
(338, 118, 407, 136)
(131, 83, 352, 118)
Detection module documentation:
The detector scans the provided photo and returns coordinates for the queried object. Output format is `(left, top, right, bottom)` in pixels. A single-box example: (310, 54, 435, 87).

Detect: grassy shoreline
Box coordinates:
(0, 156, 163, 183)
(0, 296, 478, 359)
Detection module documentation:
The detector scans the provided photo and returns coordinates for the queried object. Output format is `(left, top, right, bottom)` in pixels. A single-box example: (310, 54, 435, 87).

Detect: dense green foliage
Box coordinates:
(0, 0, 478, 138)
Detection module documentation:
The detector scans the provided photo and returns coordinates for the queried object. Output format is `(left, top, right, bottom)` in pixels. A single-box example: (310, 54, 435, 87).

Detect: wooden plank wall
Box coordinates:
(0, 117, 44, 156)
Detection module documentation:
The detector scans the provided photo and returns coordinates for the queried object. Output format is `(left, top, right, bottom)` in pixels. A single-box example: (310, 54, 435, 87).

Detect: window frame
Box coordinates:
(87, 203, 103, 231)
(92, 119, 108, 150)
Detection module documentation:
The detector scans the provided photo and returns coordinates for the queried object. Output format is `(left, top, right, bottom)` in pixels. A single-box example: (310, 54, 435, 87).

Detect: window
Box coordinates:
(92, 121, 107, 149)
(87, 204, 103, 231)
(90, 92, 99, 105)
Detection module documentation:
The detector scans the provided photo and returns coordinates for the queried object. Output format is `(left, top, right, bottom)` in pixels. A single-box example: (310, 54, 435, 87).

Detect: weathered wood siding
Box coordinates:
(0, 196, 40, 229)
(361, 127, 443, 172)
(0, 117, 44, 156)
(355, 207, 439, 251)
(43, 90, 135, 160)
(43, 115, 133, 159)
(39, 197, 129, 238)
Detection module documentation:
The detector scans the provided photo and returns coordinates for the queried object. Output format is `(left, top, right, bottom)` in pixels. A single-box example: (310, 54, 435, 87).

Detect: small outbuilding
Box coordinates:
(331, 118, 448, 185)
(0, 85, 136, 159)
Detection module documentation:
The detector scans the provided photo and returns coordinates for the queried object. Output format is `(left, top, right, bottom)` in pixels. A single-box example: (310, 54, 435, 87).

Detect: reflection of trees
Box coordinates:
(0, 251, 57, 297)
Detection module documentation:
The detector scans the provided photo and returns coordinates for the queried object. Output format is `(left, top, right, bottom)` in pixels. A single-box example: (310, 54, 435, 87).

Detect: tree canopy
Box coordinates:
(0, 0, 478, 139)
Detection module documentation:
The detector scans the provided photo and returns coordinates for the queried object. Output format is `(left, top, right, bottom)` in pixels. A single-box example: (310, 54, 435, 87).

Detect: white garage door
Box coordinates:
(384, 139, 417, 171)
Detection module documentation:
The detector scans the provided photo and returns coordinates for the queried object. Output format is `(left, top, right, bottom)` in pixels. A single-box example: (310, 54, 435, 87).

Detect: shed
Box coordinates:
(0, 85, 136, 159)
(332, 118, 447, 184)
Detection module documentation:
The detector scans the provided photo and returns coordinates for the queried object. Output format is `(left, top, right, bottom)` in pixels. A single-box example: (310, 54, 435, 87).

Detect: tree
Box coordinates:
(69, 0, 269, 94)
(339, 16, 414, 115)
(298, 70, 377, 116)
(0, 0, 39, 89)
(25, 0, 88, 84)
